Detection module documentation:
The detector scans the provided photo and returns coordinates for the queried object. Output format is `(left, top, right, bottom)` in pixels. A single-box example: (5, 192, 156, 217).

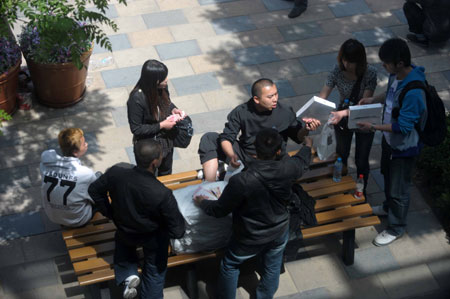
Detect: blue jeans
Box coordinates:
(114, 231, 169, 299)
(217, 230, 289, 299)
(381, 137, 416, 236)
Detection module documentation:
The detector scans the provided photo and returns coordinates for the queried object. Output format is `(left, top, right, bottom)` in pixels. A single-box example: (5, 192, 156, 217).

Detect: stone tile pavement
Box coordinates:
(1, 0, 450, 298)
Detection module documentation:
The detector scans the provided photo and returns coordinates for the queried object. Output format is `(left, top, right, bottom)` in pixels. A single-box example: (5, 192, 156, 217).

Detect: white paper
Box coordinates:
(296, 96, 336, 124)
(348, 104, 383, 129)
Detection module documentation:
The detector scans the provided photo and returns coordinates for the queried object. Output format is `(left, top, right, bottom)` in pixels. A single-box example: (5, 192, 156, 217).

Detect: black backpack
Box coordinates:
(394, 80, 446, 146)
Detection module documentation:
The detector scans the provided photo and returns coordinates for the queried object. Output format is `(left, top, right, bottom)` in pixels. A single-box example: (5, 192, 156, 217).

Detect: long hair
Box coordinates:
(337, 39, 367, 78)
(133, 60, 170, 120)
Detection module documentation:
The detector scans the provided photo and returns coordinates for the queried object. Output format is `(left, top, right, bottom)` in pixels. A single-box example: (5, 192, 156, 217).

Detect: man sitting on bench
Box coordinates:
(194, 128, 313, 299)
(88, 139, 185, 299)
(198, 78, 320, 181)
(40, 128, 98, 228)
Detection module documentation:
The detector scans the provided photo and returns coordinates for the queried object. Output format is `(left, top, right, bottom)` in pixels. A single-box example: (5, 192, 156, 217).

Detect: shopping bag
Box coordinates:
(316, 123, 336, 160)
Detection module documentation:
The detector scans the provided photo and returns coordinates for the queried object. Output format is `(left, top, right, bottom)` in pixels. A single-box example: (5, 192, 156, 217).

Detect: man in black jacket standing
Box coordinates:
(88, 140, 185, 299)
(194, 128, 312, 299)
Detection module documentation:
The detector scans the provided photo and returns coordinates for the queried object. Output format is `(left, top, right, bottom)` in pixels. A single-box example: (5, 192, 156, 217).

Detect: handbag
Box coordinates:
(168, 116, 194, 148)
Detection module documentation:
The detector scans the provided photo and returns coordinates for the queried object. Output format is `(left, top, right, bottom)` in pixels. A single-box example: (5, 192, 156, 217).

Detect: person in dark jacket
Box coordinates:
(127, 59, 187, 176)
(194, 128, 313, 299)
(88, 139, 185, 299)
(403, 0, 450, 46)
(198, 78, 320, 181)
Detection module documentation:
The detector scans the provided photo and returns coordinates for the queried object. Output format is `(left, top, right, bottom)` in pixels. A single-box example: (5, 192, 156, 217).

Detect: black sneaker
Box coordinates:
(406, 34, 429, 47)
(288, 6, 307, 18)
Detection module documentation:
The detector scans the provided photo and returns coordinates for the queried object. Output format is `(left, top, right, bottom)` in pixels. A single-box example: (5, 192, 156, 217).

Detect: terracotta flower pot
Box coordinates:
(0, 60, 21, 115)
(26, 48, 92, 108)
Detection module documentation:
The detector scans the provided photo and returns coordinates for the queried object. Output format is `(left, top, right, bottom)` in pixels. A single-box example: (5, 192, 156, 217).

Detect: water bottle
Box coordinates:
(342, 98, 350, 109)
(354, 174, 364, 199)
(333, 157, 343, 182)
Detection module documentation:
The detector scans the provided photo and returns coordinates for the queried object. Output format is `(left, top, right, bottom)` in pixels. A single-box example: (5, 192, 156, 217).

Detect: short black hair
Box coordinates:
(378, 38, 411, 67)
(254, 128, 282, 160)
(133, 139, 162, 169)
(251, 78, 274, 98)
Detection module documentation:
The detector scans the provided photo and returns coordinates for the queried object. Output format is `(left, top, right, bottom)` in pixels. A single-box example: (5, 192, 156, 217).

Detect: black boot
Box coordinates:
(288, 0, 308, 18)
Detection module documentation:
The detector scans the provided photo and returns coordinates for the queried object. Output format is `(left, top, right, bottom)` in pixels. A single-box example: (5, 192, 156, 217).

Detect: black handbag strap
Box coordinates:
(348, 75, 363, 106)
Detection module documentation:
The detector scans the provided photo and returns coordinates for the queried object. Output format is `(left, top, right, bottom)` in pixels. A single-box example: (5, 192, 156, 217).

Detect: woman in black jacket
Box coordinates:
(127, 60, 185, 175)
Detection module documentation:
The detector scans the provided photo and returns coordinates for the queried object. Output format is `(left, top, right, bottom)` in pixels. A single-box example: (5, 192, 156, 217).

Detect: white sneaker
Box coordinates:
(372, 205, 388, 216)
(123, 275, 140, 299)
(373, 230, 400, 246)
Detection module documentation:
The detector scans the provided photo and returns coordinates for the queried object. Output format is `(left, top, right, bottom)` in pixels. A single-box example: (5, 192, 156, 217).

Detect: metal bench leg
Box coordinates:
(186, 264, 199, 299)
(343, 229, 355, 266)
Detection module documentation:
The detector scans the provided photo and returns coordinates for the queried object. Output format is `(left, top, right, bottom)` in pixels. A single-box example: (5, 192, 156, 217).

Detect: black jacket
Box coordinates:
(219, 99, 303, 157)
(88, 163, 185, 239)
(199, 146, 311, 245)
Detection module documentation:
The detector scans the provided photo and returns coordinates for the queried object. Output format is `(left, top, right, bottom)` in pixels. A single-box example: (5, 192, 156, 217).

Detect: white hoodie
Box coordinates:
(40, 149, 97, 227)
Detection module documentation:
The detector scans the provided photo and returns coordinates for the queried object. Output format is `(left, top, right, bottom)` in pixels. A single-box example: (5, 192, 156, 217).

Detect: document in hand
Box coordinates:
(296, 96, 336, 124)
(348, 103, 383, 129)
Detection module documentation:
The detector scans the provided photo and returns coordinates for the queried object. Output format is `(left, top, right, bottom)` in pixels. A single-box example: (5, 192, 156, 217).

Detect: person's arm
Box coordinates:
(394, 90, 426, 134)
(319, 85, 333, 99)
(220, 140, 240, 167)
(219, 109, 242, 166)
(359, 91, 386, 105)
(194, 177, 244, 218)
(159, 192, 185, 239)
(127, 93, 163, 136)
(88, 172, 113, 219)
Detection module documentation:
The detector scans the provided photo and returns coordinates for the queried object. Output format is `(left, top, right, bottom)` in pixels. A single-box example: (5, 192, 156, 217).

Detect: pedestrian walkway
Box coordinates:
(1, 0, 449, 298)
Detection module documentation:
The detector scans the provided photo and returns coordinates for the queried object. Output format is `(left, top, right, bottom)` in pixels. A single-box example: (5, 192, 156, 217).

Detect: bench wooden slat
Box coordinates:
(79, 269, 116, 286)
(302, 216, 380, 239)
(315, 194, 364, 212)
(297, 166, 333, 183)
(308, 181, 355, 199)
(63, 222, 116, 240)
(315, 204, 373, 225)
(166, 180, 203, 190)
(66, 231, 115, 250)
(69, 242, 115, 262)
(74, 255, 113, 275)
(301, 176, 353, 192)
(158, 170, 198, 184)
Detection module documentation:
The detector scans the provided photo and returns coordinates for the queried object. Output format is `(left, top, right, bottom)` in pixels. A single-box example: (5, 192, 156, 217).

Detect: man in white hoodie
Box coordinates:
(40, 128, 98, 227)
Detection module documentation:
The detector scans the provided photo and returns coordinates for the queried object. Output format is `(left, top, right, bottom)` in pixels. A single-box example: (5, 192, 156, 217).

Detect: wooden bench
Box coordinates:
(62, 154, 380, 297)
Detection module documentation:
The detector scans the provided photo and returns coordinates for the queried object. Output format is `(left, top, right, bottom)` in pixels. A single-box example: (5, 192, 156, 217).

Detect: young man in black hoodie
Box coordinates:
(198, 78, 320, 181)
(88, 140, 185, 299)
(194, 128, 312, 299)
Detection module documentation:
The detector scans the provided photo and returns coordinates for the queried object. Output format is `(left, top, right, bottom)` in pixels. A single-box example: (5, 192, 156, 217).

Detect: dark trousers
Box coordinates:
(294, 0, 308, 8)
(157, 148, 173, 176)
(380, 137, 416, 237)
(403, 1, 425, 34)
(334, 126, 375, 191)
(114, 231, 169, 299)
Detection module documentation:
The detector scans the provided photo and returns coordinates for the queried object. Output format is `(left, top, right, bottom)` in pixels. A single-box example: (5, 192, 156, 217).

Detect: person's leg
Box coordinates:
(140, 233, 169, 299)
(114, 233, 139, 286)
(217, 239, 258, 299)
(288, 0, 308, 18)
(354, 131, 375, 193)
(157, 148, 174, 176)
(256, 231, 289, 299)
(379, 136, 392, 213)
(198, 132, 225, 182)
(334, 125, 353, 171)
(403, 1, 428, 45)
(386, 157, 416, 237)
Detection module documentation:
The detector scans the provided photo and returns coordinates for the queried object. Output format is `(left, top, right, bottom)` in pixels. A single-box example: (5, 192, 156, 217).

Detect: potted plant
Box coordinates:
(0, 34, 21, 114)
(10, 0, 127, 108)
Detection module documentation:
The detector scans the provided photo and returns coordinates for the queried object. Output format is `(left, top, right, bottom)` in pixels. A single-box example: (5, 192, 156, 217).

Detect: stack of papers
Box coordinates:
(296, 96, 336, 124)
(348, 104, 383, 129)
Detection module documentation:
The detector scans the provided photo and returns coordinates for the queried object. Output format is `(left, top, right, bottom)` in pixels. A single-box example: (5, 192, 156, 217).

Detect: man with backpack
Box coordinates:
(357, 38, 429, 246)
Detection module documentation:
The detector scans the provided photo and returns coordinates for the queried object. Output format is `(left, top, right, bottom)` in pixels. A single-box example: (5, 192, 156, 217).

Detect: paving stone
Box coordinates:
(365, 0, 405, 13)
(0, 142, 46, 169)
(188, 52, 236, 74)
(172, 94, 209, 115)
(198, 0, 237, 4)
(196, 33, 245, 53)
(14, 117, 66, 144)
(215, 65, 261, 88)
(3, 285, 68, 299)
(111, 106, 128, 128)
(427, 257, 450, 290)
(354, 225, 379, 249)
(392, 8, 408, 24)
(87, 4, 118, 18)
(443, 70, 450, 82)
(112, 46, 159, 68)
(0, 126, 22, 148)
(0, 211, 45, 241)
(0, 238, 25, 268)
(170, 22, 216, 41)
(202, 85, 248, 111)
(127, 28, 174, 48)
(243, 79, 296, 99)
(22, 231, 66, 262)
(86, 69, 107, 90)
(352, 27, 395, 47)
(101, 65, 141, 88)
(171, 72, 222, 96)
(142, 10, 188, 29)
(346, 276, 389, 299)
(155, 0, 199, 11)
(182, 5, 227, 23)
(115, 0, 159, 17)
(93, 33, 132, 54)
(88, 147, 132, 173)
(238, 27, 285, 48)
(370, 168, 385, 191)
(190, 108, 231, 134)
(156, 40, 202, 61)
(378, 264, 440, 298)
(125, 146, 136, 165)
(0, 186, 42, 217)
(299, 52, 338, 74)
(257, 59, 306, 80)
(64, 110, 116, 134)
(289, 73, 329, 96)
(83, 87, 129, 110)
(0, 166, 32, 193)
(261, 0, 292, 11)
(231, 45, 280, 66)
(278, 22, 325, 42)
(211, 15, 257, 35)
(102, 15, 147, 35)
(344, 246, 400, 279)
(0, 259, 59, 293)
(414, 54, 450, 73)
(222, 0, 268, 16)
(328, 0, 372, 18)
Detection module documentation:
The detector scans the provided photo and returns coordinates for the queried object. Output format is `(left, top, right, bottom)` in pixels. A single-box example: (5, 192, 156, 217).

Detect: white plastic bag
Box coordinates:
(316, 123, 336, 160)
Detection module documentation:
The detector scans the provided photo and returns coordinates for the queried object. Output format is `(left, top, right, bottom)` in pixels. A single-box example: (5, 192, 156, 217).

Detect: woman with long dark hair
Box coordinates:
(127, 59, 185, 175)
(319, 39, 378, 194)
